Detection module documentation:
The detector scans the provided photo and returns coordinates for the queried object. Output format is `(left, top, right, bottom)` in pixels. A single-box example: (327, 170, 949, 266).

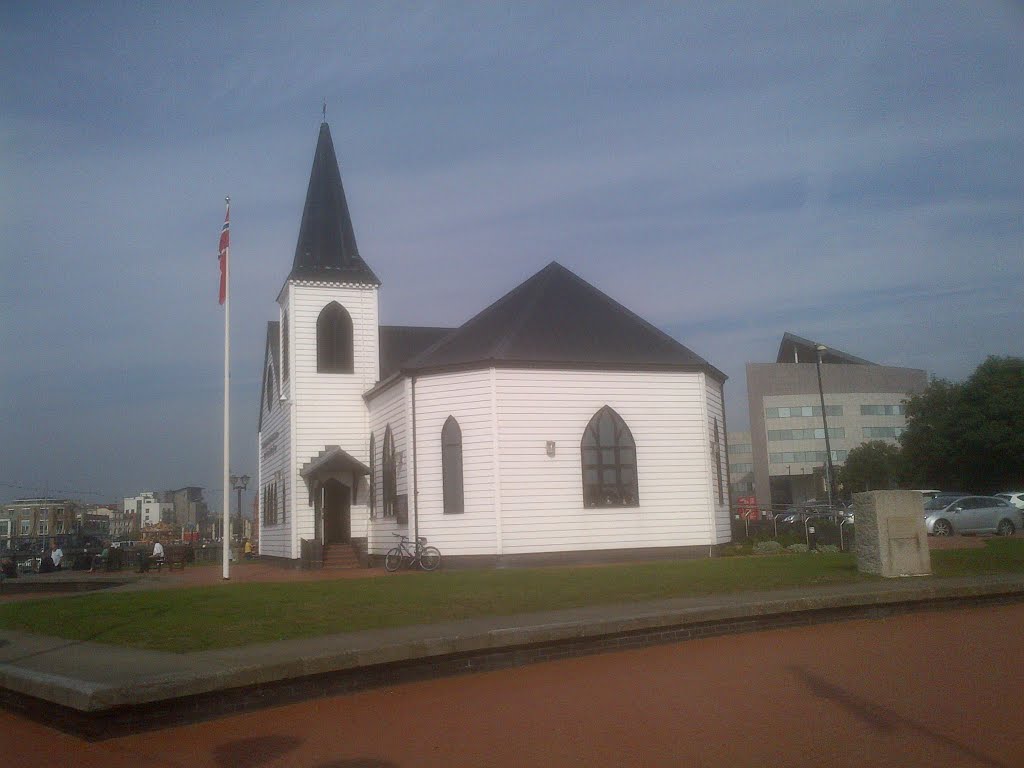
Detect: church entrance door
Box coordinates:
(322, 479, 351, 544)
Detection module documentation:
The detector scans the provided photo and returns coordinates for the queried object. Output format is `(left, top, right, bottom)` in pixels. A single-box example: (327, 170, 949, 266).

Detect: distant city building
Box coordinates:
(0, 498, 84, 539)
(168, 486, 209, 530)
(726, 431, 754, 499)
(746, 333, 927, 507)
(121, 492, 173, 536)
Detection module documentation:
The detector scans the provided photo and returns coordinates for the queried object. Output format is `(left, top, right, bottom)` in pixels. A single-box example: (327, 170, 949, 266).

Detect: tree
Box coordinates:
(900, 356, 1024, 492)
(839, 441, 904, 494)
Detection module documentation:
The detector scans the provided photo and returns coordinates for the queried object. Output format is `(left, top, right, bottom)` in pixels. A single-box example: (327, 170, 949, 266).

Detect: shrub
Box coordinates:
(753, 541, 784, 555)
(786, 543, 809, 554)
(817, 544, 840, 554)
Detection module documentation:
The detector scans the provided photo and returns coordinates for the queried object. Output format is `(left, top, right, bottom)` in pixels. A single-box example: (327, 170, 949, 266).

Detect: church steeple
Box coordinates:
(290, 122, 380, 285)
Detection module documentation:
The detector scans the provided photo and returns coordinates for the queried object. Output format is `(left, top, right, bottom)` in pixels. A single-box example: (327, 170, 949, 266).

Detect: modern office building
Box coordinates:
(746, 333, 927, 507)
(727, 431, 754, 499)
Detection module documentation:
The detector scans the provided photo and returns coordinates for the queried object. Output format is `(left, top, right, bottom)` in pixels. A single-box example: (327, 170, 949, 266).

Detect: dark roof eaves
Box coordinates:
(397, 357, 727, 380)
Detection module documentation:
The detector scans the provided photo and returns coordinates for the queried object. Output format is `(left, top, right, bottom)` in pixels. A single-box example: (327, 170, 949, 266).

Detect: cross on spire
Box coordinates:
(322, 100, 327, 123)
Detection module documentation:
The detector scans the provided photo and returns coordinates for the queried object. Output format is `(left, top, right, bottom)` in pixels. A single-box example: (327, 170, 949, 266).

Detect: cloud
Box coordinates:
(1, 2, 1022, 500)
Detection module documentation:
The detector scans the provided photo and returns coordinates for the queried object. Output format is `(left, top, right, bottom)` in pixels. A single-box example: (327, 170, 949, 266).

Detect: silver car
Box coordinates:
(924, 495, 1022, 536)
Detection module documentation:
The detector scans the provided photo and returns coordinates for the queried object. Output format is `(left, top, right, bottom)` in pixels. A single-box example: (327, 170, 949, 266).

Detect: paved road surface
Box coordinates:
(3, 603, 1023, 767)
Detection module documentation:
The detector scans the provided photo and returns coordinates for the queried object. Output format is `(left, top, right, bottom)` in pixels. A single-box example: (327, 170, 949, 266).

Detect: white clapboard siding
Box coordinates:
(493, 368, 717, 554)
(366, 378, 408, 553)
(258, 348, 292, 559)
(703, 375, 732, 543)
(408, 369, 497, 555)
(289, 282, 379, 552)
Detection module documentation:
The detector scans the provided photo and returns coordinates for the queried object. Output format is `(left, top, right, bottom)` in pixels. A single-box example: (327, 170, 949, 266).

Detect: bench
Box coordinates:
(152, 547, 188, 572)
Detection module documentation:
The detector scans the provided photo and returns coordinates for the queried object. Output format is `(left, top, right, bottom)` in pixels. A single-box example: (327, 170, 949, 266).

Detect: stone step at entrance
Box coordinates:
(321, 543, 362, 570)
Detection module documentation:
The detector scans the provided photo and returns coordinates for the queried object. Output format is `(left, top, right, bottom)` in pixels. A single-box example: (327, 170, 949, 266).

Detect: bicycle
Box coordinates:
(384, 533, 442, 572)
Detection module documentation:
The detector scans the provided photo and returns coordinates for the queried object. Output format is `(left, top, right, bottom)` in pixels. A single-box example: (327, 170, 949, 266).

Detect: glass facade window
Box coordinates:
(863, 426, 906, 438)
(769, 449, 848, 464)
(730, 463, 753, 473)
(729, 443, 752, 454)
(765, 405, 843, 418)
(767, 427, 844, 441)
(860, 404, 905, 416)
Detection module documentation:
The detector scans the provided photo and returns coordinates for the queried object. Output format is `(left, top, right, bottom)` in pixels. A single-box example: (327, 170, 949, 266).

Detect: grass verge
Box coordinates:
(1, 540, 1021, 653)
(0, 554, 862, 652)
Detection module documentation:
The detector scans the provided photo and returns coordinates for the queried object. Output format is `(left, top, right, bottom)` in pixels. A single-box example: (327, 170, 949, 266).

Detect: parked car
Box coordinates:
(910, 489, 943, 499)
(995, 492, 1024, 511)
(923, 495, 1022, 536)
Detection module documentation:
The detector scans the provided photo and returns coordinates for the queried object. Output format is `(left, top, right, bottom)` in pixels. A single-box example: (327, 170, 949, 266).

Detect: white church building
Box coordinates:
(257, 122, 731, 566)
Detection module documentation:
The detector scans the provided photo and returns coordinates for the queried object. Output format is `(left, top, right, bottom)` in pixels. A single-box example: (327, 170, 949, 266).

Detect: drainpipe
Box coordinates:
(411, 375, 419, 546)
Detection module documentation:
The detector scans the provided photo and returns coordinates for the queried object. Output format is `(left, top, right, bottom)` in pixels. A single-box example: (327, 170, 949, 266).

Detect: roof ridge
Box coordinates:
(492, 263, 559, 358)
(559, 266, 718, 370)
(402, 265, 551, 369)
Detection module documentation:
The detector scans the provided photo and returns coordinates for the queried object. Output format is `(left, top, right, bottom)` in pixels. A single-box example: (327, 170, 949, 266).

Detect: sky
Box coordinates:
(2, 2, 1022, 506)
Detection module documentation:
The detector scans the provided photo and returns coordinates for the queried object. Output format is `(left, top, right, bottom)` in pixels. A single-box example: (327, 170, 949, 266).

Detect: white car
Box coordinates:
(924, 495, 1022, 536)
(995, 492, 1024, 511)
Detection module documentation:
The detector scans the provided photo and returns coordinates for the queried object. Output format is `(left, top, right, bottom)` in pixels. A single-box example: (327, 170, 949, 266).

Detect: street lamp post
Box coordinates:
(230, 474, 250, 543)
(814, 344, 836, 509)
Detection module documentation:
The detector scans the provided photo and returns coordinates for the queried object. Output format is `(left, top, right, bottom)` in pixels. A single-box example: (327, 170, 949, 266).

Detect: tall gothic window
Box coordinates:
(441, 416, 464, 515)
(581, 406, 639, 508)
(316, 301, 354, 373)
(368, 432, 376, 518)
(711, 417, 724, 505)
(281, 313, 289, 381)
(382, 425, 396, 518)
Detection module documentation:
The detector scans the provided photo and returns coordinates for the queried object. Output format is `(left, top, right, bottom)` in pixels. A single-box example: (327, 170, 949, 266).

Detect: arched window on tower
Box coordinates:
(581, 406, 639, 508)
(316, 302, 354, 373)
(441, 416, 464, 515)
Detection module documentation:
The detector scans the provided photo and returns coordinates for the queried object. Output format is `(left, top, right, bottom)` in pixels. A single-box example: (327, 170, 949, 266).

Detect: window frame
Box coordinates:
(316, 301, 354, 374)
(581, 406, 639, 509)
(441, 416, 464, 515)
(382, 425, 396, 518)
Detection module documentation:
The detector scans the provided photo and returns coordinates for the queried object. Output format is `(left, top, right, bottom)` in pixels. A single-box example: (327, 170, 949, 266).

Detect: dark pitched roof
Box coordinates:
(289, 122, 380, 286)
(402, 262, 725, 380)
(776, 332, 875, 365)
(379, 325, 454, 380)
(257, 321, 279, 431)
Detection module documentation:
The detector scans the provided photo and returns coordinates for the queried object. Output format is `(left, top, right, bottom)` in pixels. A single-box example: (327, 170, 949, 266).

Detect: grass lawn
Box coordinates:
(1, 540, 1021, 653)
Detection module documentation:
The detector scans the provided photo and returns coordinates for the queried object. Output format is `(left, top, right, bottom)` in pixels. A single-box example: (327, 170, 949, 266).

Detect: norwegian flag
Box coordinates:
(218, 199, 230, 305)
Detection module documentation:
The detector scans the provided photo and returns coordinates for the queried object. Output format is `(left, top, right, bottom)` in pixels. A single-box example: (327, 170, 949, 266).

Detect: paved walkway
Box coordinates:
(2, 570, 1023, 735)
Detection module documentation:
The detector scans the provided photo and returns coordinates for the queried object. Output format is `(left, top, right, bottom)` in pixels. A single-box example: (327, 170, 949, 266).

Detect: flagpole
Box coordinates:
(222, 196, 231, 580)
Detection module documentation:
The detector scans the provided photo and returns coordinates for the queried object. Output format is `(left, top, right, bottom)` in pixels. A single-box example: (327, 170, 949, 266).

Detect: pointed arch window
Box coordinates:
(382, 425, 396, 518)
(368, 432, 376, 518)
(265, 366, 275, 412)
(316, 302, 354, 373)
(281, 313, 289, 381)
(581, 406, 639, 508)
(442, 416, 464, 515)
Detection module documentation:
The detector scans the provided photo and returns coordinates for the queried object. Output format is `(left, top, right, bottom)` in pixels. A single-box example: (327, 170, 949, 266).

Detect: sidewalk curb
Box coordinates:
(2, 576, 1024, 739)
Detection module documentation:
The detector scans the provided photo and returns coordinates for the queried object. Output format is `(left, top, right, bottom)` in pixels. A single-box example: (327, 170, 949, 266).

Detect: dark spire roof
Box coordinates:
(776, 332, 876, 365)
(402, 262, 725, 380)
(289, 122, 380, 286)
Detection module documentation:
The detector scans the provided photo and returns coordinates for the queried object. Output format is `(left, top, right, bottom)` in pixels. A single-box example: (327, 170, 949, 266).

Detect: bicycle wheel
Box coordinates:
(384, 547, 404, 572)
(418, 546, 441, 571)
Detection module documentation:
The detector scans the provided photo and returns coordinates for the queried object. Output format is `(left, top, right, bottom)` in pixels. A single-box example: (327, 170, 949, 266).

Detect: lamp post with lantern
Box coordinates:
(230, 474, 250, 543)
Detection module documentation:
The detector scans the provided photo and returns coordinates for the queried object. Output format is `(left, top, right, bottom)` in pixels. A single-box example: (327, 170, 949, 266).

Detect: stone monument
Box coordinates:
(853, 490, 931, 577)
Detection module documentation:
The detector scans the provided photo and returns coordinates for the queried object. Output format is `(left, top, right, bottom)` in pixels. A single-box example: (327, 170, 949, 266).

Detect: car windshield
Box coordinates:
(924, 497, 957, 510)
